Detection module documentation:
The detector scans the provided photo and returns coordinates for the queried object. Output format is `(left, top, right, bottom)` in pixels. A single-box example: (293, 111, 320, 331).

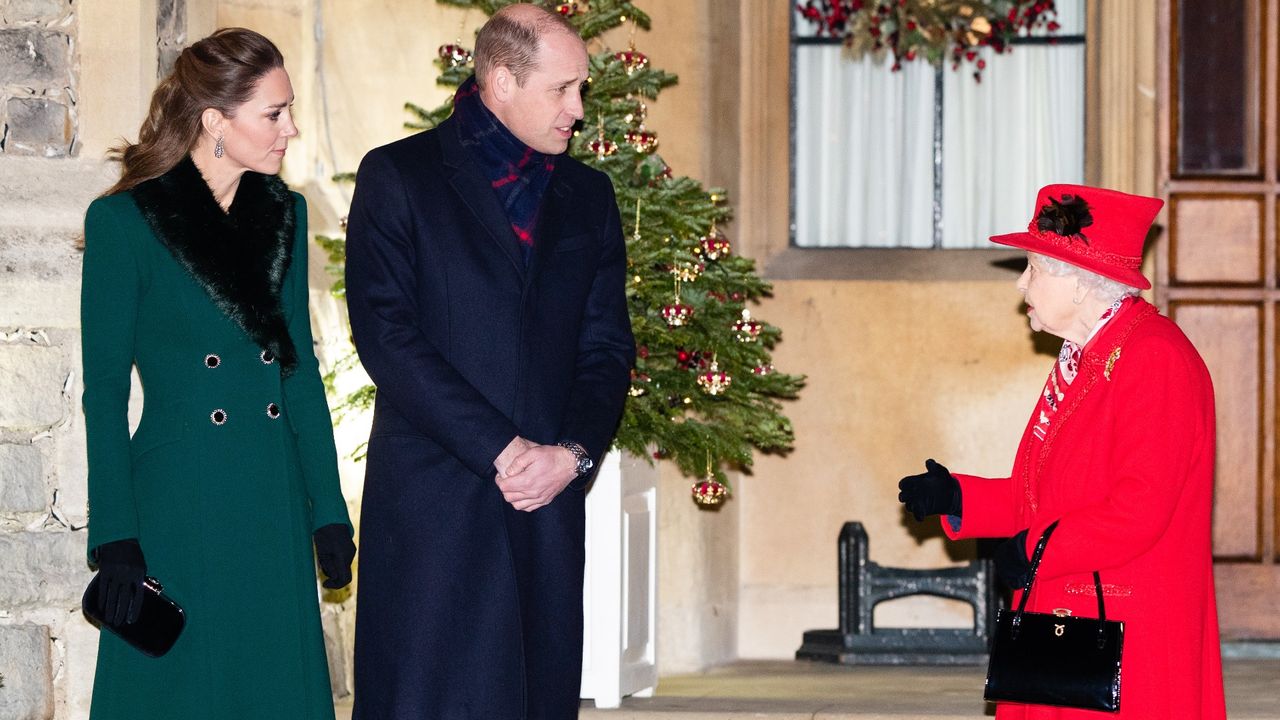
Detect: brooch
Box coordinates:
(1104, 347, 1122, 381)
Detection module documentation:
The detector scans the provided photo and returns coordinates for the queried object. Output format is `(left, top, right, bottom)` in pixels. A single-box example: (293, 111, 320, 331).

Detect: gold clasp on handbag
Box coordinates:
(1054, 624, 1065, 637)
(1052, 608, 1072, 617)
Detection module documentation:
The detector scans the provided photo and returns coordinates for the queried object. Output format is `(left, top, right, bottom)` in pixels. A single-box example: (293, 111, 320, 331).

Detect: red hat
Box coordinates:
(989, 184, 1163, 290)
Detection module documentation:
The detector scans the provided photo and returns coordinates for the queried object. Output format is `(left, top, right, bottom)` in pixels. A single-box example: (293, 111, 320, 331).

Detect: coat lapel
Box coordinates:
(130, 156, 299, 375)
(439, 116, 527, 280)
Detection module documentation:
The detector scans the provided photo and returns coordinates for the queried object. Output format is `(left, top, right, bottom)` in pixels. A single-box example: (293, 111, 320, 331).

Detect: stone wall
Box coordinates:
(1, 0, 143, 716)
(0, 0, 76, 157)
(0, 153, 118, 719)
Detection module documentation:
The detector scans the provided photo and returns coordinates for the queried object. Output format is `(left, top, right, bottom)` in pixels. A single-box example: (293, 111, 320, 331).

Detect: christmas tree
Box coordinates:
(320, 0, 803, 505)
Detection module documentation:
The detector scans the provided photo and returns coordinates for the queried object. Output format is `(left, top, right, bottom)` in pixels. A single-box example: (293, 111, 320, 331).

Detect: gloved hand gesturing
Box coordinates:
(313, 523, 356, 589)
(897, 458, 962, 521)
(93, 538, 148, 626)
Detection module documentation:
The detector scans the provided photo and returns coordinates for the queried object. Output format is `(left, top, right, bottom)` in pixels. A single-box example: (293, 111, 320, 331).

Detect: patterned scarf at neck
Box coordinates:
(452, 75, 558, 265)
(1058, 296, 1129, 385)
(1031, 296, 1131, 442)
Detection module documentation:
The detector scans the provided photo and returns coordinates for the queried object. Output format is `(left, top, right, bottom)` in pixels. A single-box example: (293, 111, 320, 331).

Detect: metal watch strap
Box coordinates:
(556, 441, 593, 476)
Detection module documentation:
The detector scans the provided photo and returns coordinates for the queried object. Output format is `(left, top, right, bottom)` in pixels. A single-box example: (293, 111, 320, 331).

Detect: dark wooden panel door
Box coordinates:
(1159, 0, 1279, 639)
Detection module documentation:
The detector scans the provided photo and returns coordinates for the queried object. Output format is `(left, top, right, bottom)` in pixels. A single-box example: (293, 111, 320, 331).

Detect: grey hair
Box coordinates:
(1030, 252, 1142, 305)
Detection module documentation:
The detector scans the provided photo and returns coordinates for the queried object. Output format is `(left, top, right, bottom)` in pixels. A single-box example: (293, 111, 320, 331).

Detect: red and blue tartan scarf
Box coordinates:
(453, 75, 558, 265)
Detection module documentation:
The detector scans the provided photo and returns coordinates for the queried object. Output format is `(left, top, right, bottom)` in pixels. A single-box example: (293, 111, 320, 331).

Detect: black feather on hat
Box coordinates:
(1035, 194, 1094, 244)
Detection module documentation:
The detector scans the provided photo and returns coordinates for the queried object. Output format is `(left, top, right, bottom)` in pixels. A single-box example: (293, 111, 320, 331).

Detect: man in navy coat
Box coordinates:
(345, 5, 634, 719)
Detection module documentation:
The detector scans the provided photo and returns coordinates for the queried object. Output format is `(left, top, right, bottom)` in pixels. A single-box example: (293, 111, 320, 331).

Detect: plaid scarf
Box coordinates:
(453, 75, 557, 265)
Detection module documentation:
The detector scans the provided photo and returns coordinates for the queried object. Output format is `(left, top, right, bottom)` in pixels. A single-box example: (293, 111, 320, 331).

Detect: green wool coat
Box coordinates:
(81, 158, 350, 720)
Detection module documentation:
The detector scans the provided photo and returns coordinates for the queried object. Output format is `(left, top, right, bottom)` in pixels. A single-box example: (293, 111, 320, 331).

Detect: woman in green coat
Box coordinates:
(81, 28, 354, 719)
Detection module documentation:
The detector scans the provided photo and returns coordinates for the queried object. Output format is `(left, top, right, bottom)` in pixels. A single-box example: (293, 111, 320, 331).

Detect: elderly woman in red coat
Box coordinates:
(899, 184, 1226, 719)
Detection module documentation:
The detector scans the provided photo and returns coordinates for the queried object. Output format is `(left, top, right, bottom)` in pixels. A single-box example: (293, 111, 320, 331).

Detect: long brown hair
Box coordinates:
(104, 28, 284, 196)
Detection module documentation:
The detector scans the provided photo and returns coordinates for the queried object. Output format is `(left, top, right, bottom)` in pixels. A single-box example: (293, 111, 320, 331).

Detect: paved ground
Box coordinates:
(576, 659, 1279, 718)
(336, 658, 1279, 719)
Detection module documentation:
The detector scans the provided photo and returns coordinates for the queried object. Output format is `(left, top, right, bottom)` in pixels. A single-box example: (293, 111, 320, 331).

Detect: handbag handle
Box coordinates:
(1010, 520, 1109, 648)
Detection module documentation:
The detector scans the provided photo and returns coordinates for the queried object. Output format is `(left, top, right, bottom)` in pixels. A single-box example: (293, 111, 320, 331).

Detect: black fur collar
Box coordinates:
(131, 155, 299, 376)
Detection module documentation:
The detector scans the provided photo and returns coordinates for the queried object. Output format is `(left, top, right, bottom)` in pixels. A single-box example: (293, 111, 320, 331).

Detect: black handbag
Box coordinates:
(82, 575, 186, 658)
(984, 521, 1124, 712)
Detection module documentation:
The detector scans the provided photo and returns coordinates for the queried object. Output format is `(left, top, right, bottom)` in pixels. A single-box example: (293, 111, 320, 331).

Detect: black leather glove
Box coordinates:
(897, 458, 962, 521)
(313, 523, 356, 589)
(93, 538, 147, 626)
(995, 529, 1033, 590)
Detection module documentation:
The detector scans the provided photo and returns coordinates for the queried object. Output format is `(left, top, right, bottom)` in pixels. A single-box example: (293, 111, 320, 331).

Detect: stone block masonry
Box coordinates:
(0, 624, 55, 720)
(0, 3, 77, 157)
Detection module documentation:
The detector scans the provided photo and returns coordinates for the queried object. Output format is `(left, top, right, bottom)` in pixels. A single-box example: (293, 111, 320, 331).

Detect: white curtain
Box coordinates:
(793, 47, 935, 248)
(793, 0, 1085, 249)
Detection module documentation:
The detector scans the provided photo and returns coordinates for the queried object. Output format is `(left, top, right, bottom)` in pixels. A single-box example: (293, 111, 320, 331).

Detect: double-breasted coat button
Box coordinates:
(266, 403, 281, 419)
(210, 409, 227, 425)
(260, 349, 275, 364)
(205, 354, 221, 368)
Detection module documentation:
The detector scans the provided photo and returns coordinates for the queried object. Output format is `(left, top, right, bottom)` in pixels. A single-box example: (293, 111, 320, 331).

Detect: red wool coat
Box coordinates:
(944, 299, 1227, 720)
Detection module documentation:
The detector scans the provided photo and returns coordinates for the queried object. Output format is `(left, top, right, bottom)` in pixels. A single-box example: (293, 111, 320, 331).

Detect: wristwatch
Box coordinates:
(556, 441, 594, 477)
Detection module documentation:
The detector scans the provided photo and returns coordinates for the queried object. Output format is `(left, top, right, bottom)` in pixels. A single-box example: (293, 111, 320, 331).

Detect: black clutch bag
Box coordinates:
(82, 575, 186, 658)
(984, 521, 1124, 712)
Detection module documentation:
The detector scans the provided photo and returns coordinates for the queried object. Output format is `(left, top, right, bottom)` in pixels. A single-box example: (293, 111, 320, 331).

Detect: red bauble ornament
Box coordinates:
(699, 232, 732, 260)
(692, 478, 728, 506)
(614, 48, 649, 75)
(438, 43, 473, 68)
(662, 303, 694, 327)
(733, 309, 763, 343)
(625, 129, 659, 153)
(556, 1, 588, 16)
(697, 361, 732, 395)
(588, 136, 618, 158)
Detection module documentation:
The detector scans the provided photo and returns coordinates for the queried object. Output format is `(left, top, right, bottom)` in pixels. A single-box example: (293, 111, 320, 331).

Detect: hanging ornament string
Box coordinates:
(698, 220, 732, 261)
(438, 8, 474, 68)
(614, 20, 649, 76)
(588, 113, 618, 158)
(697, 353, 732, 396)
(692, 450, 728, 506)
(662, 277, 693, 327)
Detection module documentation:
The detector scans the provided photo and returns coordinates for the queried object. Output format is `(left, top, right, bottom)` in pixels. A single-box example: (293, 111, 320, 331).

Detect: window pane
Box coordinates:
(790, 0, 1084, 249)
(793, 46, 935, 248)
(1176, 0, 1260, 175)
(941, 43, 1085, 248)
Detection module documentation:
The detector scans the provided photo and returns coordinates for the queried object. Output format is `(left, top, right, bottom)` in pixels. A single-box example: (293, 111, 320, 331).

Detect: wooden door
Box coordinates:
(1158, 0, 1280, 639)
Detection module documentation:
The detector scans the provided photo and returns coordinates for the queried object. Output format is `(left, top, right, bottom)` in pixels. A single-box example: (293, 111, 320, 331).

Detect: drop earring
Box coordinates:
(214, 136, 225, 158)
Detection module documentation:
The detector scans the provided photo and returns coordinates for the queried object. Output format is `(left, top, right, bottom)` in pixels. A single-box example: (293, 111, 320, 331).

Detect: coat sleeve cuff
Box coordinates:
(940, 473, 1020, 539)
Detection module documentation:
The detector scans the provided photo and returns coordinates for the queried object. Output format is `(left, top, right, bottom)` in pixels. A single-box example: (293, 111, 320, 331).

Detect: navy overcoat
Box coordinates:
(345, 115, 634, 720)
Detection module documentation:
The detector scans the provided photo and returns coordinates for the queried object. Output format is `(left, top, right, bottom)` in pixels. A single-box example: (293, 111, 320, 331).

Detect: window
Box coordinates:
(791, 1, 1086, 249)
